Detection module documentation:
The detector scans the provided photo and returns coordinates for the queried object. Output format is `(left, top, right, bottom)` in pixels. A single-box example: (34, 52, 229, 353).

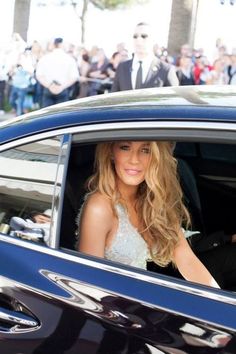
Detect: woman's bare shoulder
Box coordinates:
(83, 192, 113, 219)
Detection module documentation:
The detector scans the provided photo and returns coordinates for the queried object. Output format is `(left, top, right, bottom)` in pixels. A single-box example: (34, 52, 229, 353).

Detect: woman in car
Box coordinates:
(76, 141, 220, 288)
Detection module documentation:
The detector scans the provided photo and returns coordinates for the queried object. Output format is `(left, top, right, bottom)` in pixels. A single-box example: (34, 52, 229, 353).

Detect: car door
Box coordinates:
(0, 132, 70, 353)
(1, 237, 236, 354)
(0, 121, 236, 354)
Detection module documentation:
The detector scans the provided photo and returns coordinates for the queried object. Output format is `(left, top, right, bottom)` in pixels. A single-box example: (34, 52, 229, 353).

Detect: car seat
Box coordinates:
(60, 144, 95, 250)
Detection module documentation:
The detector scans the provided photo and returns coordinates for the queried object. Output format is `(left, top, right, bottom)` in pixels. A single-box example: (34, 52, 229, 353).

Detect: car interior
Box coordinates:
(59, 140, 236, 290)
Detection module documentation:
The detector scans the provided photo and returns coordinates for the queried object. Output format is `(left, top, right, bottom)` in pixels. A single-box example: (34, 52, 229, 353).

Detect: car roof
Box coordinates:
(1, 85, 236, 145)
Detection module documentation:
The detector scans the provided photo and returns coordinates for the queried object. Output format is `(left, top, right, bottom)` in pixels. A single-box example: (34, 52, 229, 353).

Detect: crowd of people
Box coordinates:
(0, 25, 236, 116)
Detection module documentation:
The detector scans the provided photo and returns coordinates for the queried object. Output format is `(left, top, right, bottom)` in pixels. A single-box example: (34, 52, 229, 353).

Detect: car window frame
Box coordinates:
(58, 121, 236, 279)
(0, 132, 71, 248)
(1, 120, 235, 251)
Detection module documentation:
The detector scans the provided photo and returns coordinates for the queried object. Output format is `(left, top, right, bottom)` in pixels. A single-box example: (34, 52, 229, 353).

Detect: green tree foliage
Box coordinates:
(89, 0, 147, 10)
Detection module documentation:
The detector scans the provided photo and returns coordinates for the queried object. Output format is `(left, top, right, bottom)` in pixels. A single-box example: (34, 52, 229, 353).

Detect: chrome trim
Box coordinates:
(0, 308, 38, 327)
(0, 234, 235, 308)
(0, 120, 236, 152)
(49, 135, 71, 249)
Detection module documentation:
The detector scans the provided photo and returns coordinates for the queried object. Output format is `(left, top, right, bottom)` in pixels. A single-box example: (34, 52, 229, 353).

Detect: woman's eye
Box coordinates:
(120, 145, 130, 151)
(141, 147, 150, 154)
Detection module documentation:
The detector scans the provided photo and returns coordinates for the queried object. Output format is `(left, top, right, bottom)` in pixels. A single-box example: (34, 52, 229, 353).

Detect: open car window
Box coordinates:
(60, 139, 236, 292)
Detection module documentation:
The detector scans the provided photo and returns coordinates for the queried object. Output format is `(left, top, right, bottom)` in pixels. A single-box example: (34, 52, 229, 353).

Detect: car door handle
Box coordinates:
(0, 307, 39, 328)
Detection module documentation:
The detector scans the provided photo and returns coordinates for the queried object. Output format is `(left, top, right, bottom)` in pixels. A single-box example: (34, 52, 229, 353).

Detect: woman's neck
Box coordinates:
(117, 181, 138, 204)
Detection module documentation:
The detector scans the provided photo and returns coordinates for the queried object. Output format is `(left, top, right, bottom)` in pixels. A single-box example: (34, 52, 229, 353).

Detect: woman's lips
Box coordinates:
(125, 169, 141, 176)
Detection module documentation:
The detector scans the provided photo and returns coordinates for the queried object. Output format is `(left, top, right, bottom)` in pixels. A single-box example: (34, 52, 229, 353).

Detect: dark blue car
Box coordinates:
(0, 86, 236, 353)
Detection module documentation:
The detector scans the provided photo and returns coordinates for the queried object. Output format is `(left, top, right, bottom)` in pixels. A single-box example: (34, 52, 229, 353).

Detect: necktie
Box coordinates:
(135, 61, 143, 89)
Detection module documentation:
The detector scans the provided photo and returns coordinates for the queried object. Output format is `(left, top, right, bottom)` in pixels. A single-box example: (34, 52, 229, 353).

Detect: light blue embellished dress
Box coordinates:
(76, 203, 150, 270)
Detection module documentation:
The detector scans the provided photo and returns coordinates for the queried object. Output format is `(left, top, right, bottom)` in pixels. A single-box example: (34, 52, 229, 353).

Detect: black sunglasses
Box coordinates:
(133, 34, 149, 39)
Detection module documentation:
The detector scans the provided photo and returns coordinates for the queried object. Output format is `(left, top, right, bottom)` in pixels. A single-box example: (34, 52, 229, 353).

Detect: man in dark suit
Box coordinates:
(112, 22, 179, 92)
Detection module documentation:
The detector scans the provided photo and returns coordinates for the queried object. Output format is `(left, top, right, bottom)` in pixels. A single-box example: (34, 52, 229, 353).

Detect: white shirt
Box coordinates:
(131, 55, 153, 89)
(36, 48, 79, 88)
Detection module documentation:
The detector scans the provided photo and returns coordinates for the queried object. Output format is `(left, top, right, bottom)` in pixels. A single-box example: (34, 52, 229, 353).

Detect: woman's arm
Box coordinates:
(78, 194, 113, 258)
(173, 230, 220, 288)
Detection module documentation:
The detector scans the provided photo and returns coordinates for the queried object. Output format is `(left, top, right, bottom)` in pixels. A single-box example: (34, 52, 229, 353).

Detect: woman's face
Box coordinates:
(112, 141, 151, 187)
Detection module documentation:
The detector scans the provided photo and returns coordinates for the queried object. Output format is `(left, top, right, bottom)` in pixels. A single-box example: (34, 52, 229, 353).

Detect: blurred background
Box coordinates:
(0, 0, 236, 119)
(1, 0, 236, 58)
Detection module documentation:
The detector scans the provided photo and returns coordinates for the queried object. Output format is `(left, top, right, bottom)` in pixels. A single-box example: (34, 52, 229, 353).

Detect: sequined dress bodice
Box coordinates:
(104, 204, 149, 269)
(76, 202, 149, 270)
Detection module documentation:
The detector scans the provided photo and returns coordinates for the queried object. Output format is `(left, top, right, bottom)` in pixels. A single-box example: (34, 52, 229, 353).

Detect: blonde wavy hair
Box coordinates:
(87, 141, 190, 267)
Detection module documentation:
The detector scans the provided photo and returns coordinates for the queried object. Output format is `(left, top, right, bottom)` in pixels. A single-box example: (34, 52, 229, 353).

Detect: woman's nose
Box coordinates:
(129, 151, 139, 163)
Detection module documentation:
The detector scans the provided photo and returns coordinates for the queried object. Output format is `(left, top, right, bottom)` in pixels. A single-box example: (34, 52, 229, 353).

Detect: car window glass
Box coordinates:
(0, 137, 62, 245)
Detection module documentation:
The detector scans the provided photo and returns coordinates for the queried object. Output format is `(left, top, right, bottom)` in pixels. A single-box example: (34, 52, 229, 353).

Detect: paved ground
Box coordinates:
(0, 112, 16, 122)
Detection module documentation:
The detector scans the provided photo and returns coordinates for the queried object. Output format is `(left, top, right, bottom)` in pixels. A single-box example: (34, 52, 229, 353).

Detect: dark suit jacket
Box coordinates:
(111, 57, 179, 92)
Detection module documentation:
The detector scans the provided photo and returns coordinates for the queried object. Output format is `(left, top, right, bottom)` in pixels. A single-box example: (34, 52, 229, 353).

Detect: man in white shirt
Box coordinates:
(36, 37, 79, 107)
(112, 22, 178, 92)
